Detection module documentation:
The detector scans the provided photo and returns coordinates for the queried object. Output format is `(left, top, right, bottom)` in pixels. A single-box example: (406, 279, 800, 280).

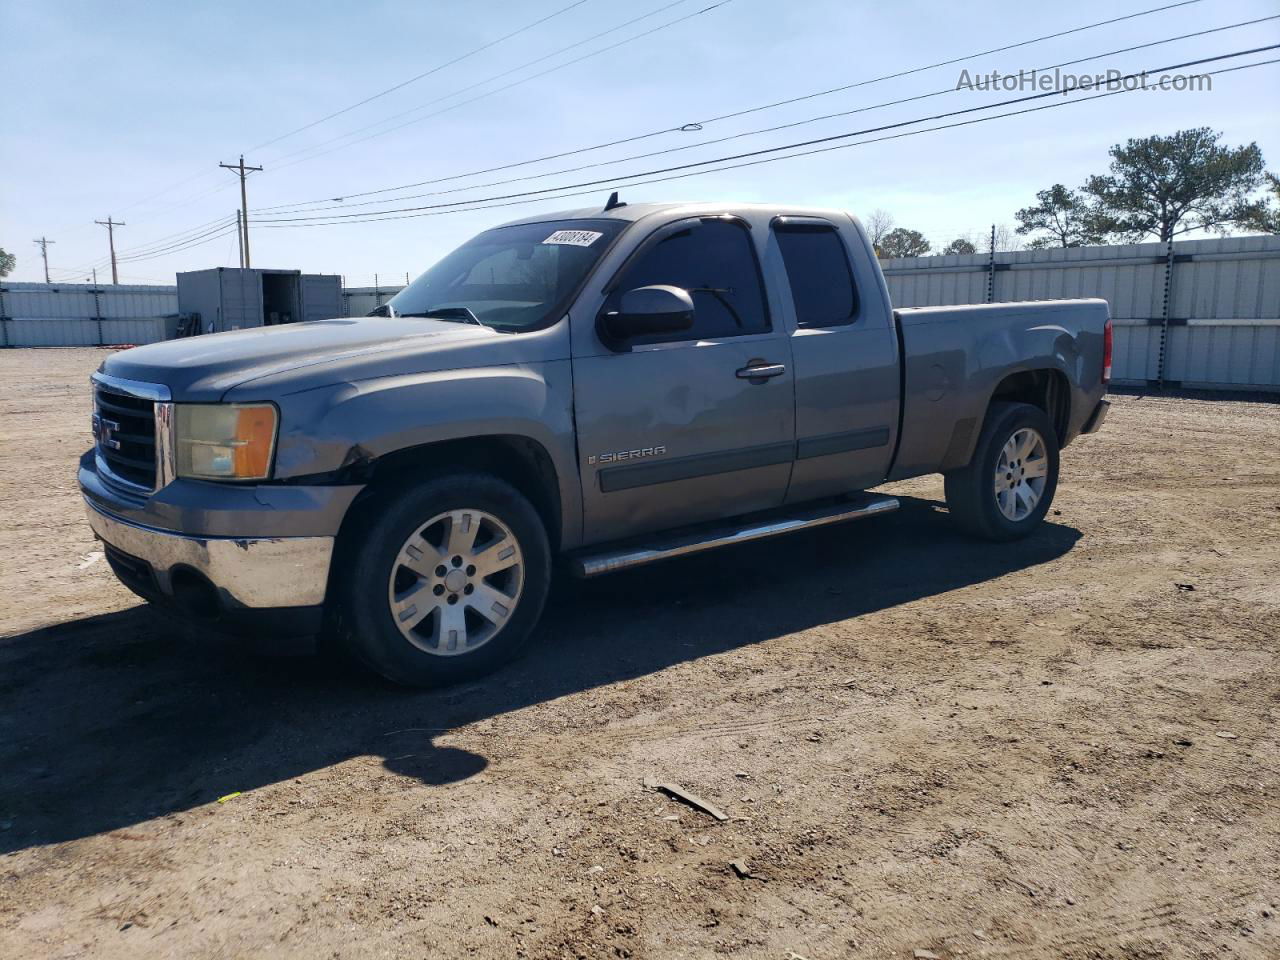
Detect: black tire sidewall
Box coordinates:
(973, 403, 1060, 540)
(336, 472, 551, 686)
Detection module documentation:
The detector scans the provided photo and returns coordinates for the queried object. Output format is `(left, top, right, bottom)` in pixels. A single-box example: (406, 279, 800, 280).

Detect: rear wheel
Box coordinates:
(944, 401, 1059, 541)
(334, 472, 551, 686)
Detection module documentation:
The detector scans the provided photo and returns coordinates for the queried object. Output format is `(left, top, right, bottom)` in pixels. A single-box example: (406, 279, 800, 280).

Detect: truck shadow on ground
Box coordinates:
(0, 496, 1080, 853)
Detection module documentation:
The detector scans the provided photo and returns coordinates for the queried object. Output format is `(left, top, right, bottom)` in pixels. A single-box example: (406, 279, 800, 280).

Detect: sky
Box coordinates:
(2, 0, 1277, 286)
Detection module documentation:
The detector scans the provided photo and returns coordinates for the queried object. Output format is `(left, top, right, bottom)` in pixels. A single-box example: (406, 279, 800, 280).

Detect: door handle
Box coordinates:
(736, 362, 786, 381)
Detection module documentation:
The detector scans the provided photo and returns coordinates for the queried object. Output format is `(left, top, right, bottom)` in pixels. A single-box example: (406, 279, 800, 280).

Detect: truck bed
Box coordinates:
(889, 299, 1110, 481)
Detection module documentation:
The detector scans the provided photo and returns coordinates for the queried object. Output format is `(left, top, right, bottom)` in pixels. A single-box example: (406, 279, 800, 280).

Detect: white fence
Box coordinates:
(5, 238, 1278, 391)
(0, 283, 178, 347)
(881, 235, 1280, 392)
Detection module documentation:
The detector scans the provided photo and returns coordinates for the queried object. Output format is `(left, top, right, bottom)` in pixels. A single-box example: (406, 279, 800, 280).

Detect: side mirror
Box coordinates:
(600, 285, 694, 346)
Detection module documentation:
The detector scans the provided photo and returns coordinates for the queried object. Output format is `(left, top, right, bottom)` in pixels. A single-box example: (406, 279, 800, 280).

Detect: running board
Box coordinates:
(570, 494, 899, 578)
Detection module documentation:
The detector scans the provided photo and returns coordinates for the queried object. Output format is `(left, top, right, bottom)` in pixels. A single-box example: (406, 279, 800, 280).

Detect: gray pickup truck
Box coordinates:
(81, 200, 1111, 685)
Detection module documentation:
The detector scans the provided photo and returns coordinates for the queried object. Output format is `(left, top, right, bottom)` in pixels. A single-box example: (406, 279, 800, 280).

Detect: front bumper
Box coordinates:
(84, 496, 334, 611)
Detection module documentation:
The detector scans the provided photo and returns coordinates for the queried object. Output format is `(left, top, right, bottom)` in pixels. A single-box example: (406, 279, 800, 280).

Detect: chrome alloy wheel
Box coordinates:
(994, 427, 1049, 522)
(387, 509, 524, 656)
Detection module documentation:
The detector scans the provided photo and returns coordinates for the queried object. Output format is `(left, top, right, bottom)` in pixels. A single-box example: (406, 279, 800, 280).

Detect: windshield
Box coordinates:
(380, 219, 627, 331)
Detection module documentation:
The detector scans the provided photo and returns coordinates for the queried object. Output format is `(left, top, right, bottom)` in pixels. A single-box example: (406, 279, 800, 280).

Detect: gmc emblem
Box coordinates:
(92, 412, 122, 450)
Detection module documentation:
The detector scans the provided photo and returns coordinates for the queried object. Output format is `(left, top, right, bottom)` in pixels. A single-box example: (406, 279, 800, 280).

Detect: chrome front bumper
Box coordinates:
(84, 497, 334, 609)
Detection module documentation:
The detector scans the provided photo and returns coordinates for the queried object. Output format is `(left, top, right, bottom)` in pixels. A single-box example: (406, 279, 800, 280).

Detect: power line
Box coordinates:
(263, 0, 734, 175)
(115, 223, 243, 265)
(114, 219, 241, 263)
(254, 52, 1279, 229)
(253, 0, 1207, 213)
(82, 214, 239, 270)
(249, 0, 598, 152)
(254, 45, 1274, 227)
(256, 14, 1278, 218)
(37, 3, 604, 244)
(50, 3, 702, 271)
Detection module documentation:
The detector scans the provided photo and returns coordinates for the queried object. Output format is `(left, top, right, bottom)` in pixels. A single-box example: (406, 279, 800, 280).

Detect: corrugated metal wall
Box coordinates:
(881, 235, 1280, 391)
(340, 285, 405, 317)
(5, 240, 1278, 390)
(0, 283, 178, 347)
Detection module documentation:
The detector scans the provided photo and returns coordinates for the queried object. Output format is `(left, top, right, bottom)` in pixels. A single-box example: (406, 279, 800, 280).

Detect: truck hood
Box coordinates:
(101, 317, 515, 400)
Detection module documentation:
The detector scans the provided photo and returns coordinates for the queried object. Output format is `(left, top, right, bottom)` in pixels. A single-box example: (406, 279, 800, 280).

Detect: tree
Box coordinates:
(942, 237, 977, 255)
(865, 209, 895, 255)
(1015, 184, 1103, 248)
(0, 248, 15, 278)
(1082, 128, 1268, 242)
(1241, 172, 1280, 234)
(990, 224, 1024, 253)
(878, 227, 931, 259)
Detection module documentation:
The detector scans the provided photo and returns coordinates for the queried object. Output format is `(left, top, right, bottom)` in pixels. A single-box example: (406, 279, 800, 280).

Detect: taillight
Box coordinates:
(1102, 317, 1113, 385)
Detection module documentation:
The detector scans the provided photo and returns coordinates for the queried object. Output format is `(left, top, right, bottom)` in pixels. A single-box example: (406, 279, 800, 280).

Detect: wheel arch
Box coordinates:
(986, 367, 1071, 446)
(336, 434, 565, 558)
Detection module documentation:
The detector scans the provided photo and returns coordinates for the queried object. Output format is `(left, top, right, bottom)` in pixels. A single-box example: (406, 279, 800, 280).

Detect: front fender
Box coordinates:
(271, 360, 582, 548)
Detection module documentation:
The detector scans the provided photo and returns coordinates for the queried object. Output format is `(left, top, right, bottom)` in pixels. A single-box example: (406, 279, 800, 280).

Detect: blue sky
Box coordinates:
(2, 0, 1277, 285)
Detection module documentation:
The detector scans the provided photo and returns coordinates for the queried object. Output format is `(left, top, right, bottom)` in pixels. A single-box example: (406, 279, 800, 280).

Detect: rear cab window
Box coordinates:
(774, 223, 860, 328)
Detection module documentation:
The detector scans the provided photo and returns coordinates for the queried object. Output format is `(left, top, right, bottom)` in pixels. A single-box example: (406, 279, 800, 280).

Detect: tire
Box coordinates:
(333, 471, 552, 687)
(944, 401, 1060, 542)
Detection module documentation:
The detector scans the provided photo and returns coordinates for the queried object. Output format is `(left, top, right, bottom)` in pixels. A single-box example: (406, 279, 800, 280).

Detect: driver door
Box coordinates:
(571, 217, 796, 544)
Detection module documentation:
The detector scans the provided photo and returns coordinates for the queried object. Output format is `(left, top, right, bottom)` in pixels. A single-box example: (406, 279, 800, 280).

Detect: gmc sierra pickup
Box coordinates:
(81, 200, 1111, 685)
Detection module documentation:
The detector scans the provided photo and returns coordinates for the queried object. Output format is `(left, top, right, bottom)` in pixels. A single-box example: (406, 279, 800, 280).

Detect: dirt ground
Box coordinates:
(0, 347, 1277, 960)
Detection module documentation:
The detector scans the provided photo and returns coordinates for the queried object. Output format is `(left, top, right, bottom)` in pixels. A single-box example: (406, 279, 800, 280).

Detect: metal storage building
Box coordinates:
(176, 268, 341, 334)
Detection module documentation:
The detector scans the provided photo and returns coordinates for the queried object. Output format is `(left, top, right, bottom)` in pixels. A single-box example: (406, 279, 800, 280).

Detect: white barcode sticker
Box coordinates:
(542, 229, 604, 247)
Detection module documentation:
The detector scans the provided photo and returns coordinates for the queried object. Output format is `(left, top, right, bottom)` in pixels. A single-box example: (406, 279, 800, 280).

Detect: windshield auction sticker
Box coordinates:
(542, 229, 604, 247)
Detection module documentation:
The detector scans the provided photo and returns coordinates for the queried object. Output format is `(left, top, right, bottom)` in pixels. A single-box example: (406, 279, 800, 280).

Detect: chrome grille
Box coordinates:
(94, 384, 158, 490)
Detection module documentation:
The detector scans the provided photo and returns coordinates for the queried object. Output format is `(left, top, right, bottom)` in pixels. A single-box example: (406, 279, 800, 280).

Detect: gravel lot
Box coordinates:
(1, 347, 1277, 959)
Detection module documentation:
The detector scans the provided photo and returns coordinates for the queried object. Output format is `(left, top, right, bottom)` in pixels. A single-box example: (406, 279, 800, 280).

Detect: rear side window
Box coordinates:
(775, 225, 859, 328)
(606, 219, 770, 341)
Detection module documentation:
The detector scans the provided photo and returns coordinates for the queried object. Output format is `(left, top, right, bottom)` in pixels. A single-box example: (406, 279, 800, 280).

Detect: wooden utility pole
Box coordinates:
(32, 237, 55, 284)
(219, 155, 263, 267)
(94, 218, 125, 285)
(235, 210, 245, 267)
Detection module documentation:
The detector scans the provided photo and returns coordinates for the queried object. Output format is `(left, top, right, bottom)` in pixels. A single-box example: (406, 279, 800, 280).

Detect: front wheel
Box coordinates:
(333, 472, 551, 687)
(944, 401, 1060, 541)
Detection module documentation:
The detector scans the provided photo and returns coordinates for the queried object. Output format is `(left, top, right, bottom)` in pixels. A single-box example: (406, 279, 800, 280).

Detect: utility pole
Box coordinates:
(235, 210, 245, 268)
(219, 155, 263, 267)
(32, 237, 55, 284)
(95, 217, 125, 285)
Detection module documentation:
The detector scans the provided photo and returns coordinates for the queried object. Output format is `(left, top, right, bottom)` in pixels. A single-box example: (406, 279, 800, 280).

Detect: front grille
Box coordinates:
(94, 385, 157, 490)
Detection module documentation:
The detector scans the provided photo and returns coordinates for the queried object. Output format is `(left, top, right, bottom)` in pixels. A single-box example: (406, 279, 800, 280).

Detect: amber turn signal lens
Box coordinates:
(233, 405, 276, 479)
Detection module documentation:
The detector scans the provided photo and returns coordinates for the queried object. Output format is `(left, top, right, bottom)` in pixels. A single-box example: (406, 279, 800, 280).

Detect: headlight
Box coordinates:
(175, 403, 278, 481)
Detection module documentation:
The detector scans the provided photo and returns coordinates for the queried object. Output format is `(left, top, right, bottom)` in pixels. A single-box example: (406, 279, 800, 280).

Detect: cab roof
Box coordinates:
(496, 200, 858, 228)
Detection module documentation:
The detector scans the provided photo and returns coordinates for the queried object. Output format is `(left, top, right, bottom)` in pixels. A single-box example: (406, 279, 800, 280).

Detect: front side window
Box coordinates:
(774, 224, 859, 328)
(383, 219, 627, 331)
(605, 219, 770, 342)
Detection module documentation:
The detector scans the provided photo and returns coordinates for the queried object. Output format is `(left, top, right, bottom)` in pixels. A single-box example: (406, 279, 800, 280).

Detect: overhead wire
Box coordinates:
(252, 0, 1208, 212)
(254, 14, 1279, 218)
(262, 0, 735, 173)
(253, 46, 1278, 226)
(249, 0, 598, 151)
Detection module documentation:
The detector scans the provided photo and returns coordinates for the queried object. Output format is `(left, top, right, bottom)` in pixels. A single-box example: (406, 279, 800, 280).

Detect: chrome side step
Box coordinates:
(570, 494, 899, 578)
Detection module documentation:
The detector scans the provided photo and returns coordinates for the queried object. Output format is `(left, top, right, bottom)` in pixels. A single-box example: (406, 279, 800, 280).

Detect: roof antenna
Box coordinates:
(604, 190, 626, 211)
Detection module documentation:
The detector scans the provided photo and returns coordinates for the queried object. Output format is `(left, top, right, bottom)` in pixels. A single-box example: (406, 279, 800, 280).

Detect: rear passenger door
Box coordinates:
(572, 216, 796, 543)
(771, 216, 900, 503)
